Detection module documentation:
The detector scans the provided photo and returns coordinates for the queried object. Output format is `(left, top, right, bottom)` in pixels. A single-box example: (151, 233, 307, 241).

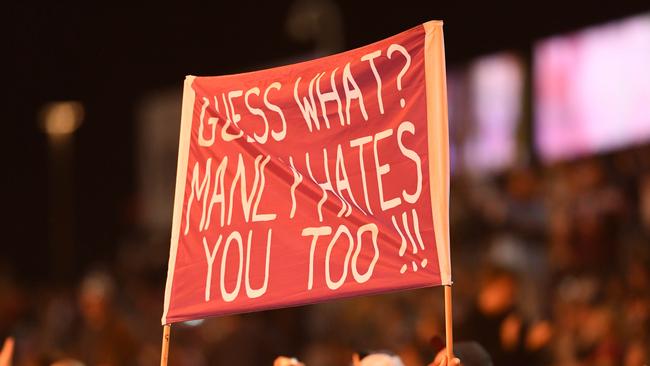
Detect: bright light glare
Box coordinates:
(465, 52, 524, 173)
(42, 101, 84, 136)
(182, 319, 204, 327)
(535, 13, 650, 162)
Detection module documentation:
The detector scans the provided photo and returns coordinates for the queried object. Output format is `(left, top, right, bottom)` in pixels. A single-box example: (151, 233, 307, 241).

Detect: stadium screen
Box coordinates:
(534, 13, 650, 162)
(447, 52, 524, 175)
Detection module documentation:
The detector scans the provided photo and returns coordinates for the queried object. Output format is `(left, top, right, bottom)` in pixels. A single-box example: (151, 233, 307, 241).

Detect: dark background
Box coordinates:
(2, 2, 650, 366)
(4, 0, 648, 281)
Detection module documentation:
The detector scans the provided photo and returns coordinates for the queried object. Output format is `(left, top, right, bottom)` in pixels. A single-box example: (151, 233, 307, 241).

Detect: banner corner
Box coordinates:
(423, 20, 444, 32)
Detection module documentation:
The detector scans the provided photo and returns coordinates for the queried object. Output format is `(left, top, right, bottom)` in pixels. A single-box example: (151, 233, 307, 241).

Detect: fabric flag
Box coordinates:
(162, 21, 451, 324)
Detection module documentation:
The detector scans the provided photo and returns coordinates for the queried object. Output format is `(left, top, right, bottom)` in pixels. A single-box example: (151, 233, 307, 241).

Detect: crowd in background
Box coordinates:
(1, 144, 649, 366)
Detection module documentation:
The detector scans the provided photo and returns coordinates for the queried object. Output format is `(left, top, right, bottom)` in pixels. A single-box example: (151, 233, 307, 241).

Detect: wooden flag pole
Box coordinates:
(444, 284, 454, 362)
(160, 324, 171, 366)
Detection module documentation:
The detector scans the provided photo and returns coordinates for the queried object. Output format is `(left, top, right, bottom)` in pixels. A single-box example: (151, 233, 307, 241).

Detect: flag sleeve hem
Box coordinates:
(162, 75, 197, 324)
(423, 22, 452, 286)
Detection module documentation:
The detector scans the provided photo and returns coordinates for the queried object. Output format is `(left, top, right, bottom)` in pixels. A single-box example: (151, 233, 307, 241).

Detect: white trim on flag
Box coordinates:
(423, 21, 452, 285)
(162, 75, 197, 324)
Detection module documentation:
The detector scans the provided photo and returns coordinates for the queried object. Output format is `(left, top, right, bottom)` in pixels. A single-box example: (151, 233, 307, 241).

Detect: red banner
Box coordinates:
(162, 21, 451, 324)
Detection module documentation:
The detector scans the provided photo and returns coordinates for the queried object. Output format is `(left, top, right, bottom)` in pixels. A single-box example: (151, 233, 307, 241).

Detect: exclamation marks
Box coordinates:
(391, 209, 428, 274)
